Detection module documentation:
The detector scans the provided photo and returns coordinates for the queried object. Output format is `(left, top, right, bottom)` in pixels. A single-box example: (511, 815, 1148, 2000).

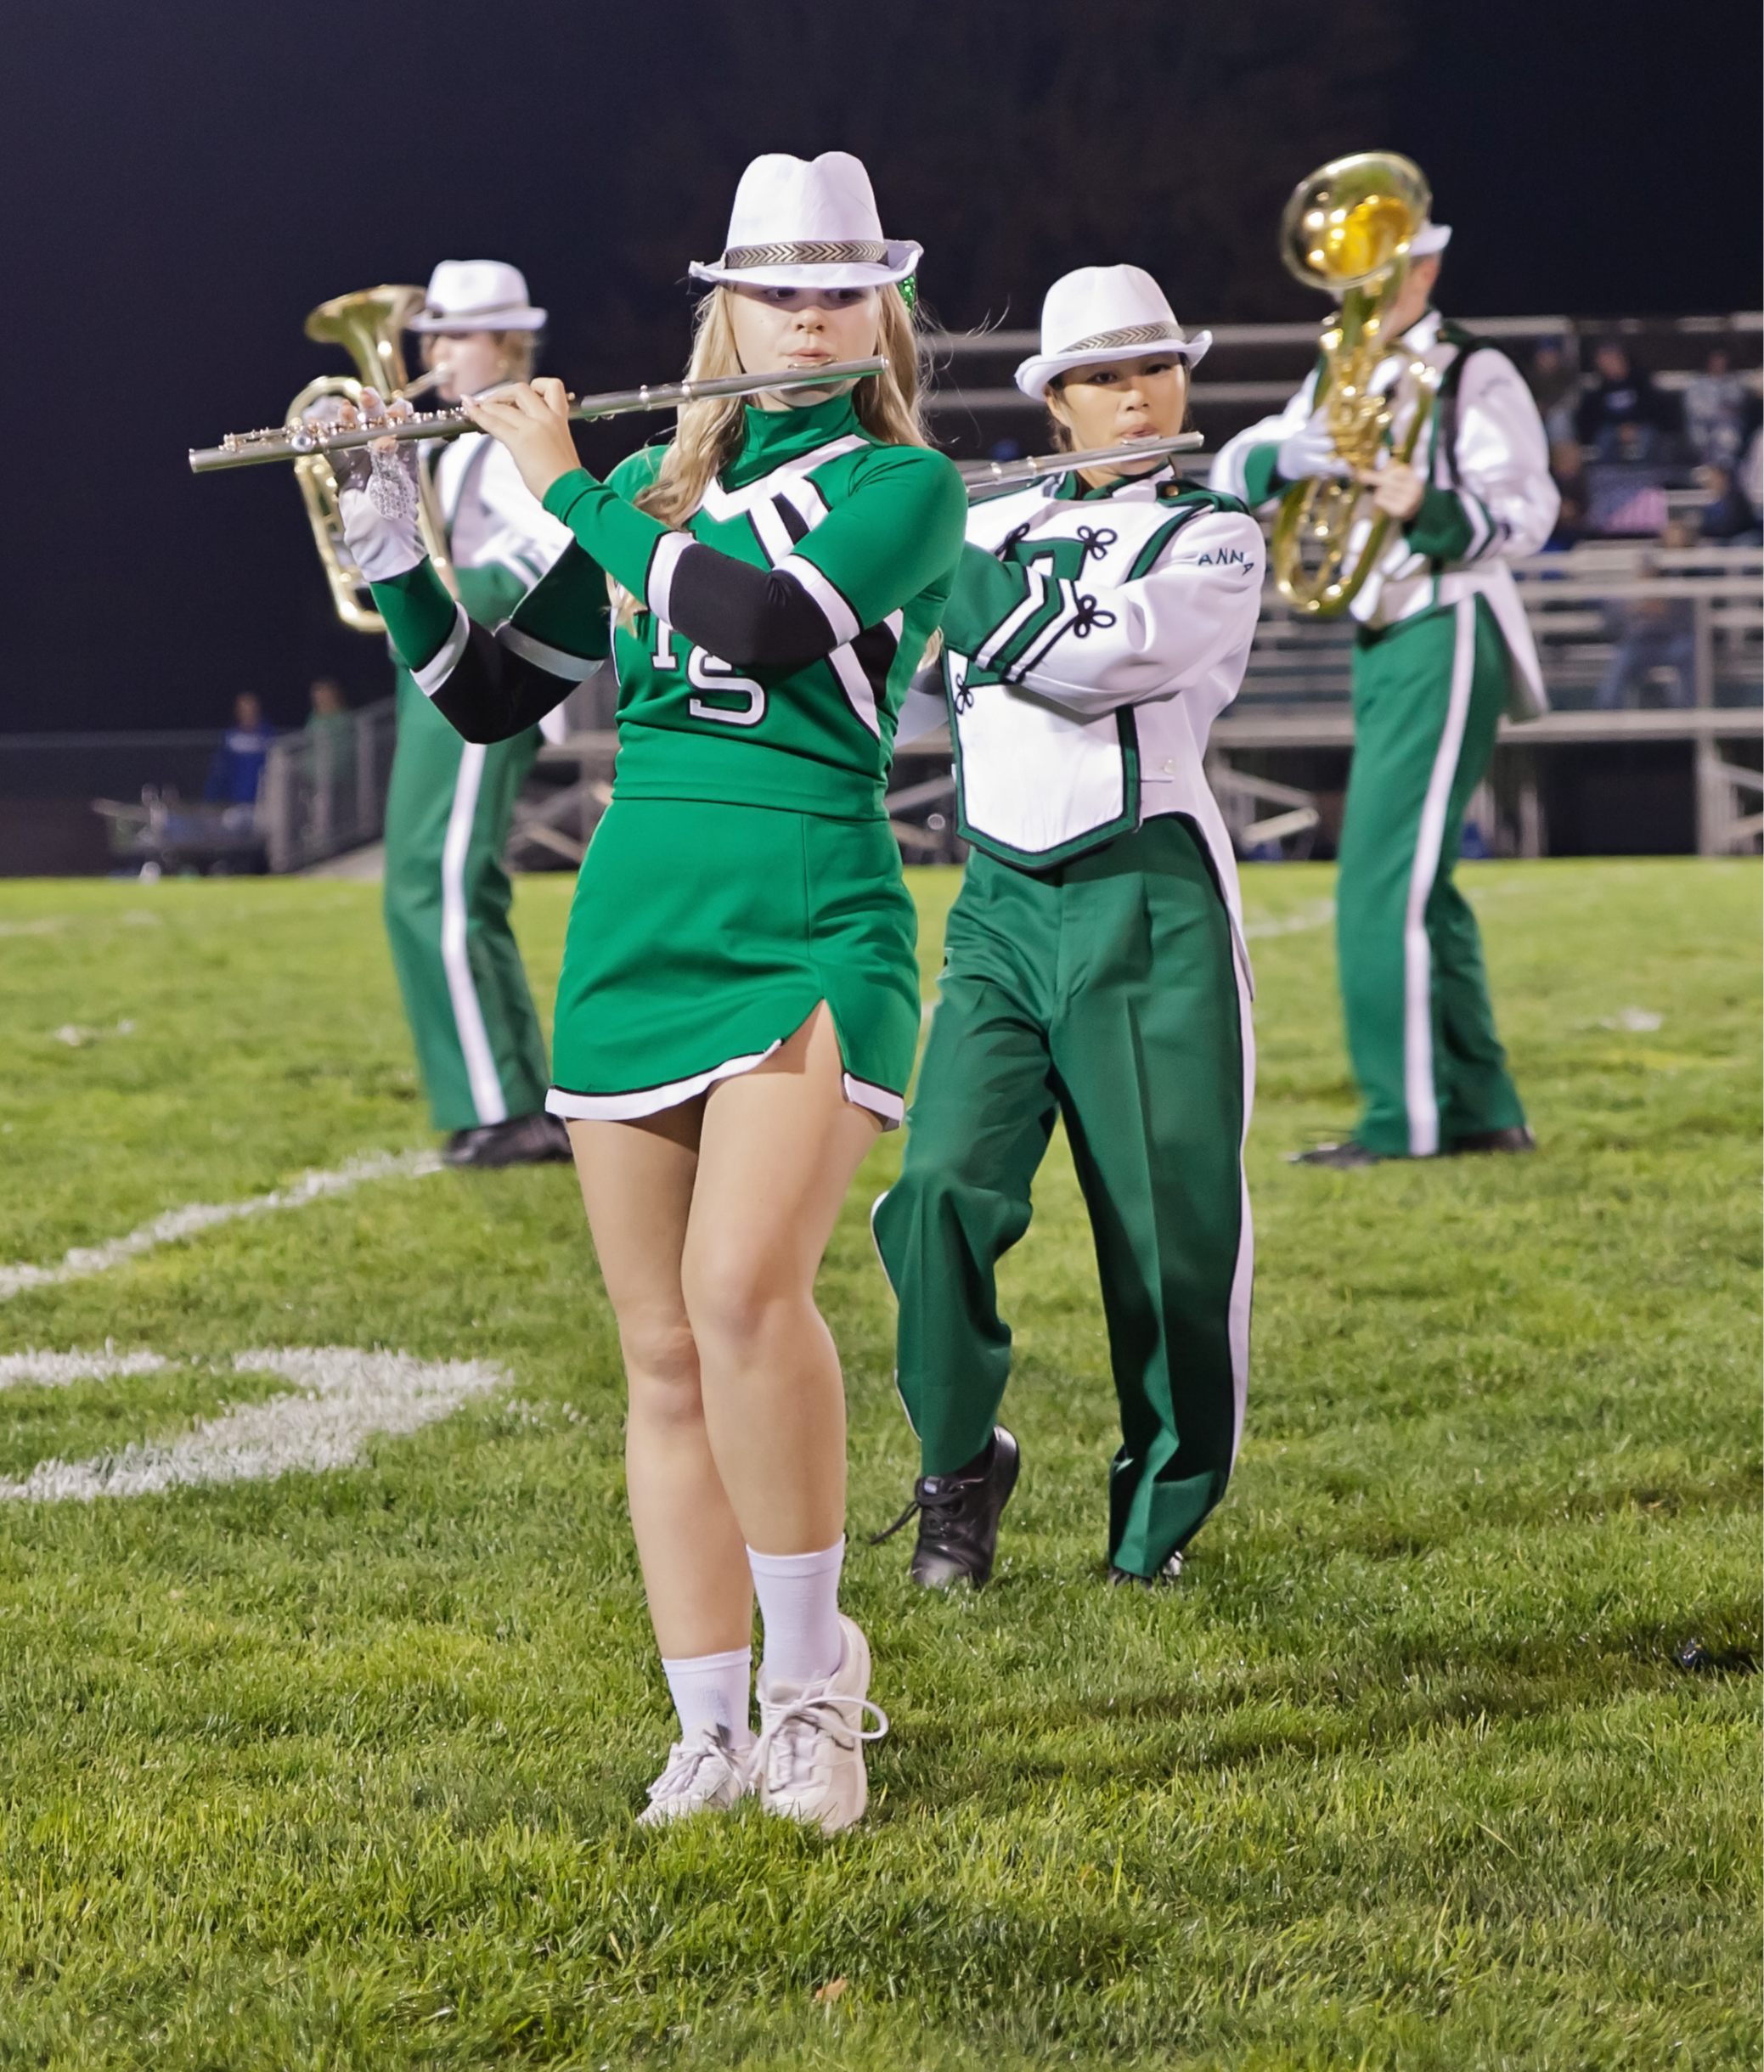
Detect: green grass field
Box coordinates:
(0, 859, 1756, 2069)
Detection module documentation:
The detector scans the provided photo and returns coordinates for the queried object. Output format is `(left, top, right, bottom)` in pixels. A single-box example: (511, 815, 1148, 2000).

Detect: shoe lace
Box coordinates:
(646, 1726, 737, 1805)
(755, 1693, 889, 1793)
(868, 1475, 977, 1547)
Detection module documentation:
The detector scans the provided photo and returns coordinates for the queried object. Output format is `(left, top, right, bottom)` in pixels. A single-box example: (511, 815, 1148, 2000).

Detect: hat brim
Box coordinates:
(1409, 223, 1451, 258)
(408, 307, 547, 332)
(688, 241, 922, 291)
(1014, 330, 1212, 401)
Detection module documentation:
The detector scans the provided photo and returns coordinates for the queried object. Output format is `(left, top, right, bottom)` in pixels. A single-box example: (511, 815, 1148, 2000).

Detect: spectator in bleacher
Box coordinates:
(1527, 337, 1580, 447)
(1547, 439, 1589, 548)
(1575, 338, 1676, 460)
(1697, 461, 1761, 544)
(1595, 519, 1697, 710)
(1682, 346, 1753, 470)
(203, 693, 275, 810)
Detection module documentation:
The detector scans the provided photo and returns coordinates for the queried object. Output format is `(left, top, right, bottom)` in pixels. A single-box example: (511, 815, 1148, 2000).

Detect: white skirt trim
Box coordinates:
(545, 1046, 903, 1129)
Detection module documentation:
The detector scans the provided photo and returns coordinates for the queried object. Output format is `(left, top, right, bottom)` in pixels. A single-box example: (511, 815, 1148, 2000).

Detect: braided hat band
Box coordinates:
(721, 240, 890, 270)
(1062, 320, 1185, 353)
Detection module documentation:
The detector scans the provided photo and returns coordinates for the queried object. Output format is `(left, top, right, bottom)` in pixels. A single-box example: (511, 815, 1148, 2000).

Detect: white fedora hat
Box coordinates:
(1015, 265, 1211, 400)
(1410, 221, 1452, 257)
(408, 260, 547, 333)
(690, 151, 921, 290)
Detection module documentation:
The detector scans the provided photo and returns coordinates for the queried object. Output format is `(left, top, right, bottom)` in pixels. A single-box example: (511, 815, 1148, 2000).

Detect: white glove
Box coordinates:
(327, 388, 426, 583)
(1277, 408, 1351, 484)
(338, 481, 424, 583)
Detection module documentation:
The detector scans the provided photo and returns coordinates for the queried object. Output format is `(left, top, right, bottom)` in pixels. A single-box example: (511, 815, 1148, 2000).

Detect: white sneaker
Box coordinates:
(635, 1724, 752, 1826)
(753, 1614, 889, 1835)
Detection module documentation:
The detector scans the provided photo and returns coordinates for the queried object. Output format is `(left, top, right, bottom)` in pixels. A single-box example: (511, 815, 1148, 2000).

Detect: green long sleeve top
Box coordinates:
(369, 391, 968, 819)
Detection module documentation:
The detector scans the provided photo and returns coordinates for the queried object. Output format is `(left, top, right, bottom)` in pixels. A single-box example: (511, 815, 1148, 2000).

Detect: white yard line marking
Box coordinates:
(0, 1347, 504, 1502)
(0, 1348, 170, 1388)
(0, 1151, 442, 1303)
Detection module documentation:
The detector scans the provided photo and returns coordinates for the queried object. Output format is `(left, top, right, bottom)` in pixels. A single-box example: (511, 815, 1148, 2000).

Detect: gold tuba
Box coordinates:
(285, 285, 455, 633)
(1269, 152, 1440, 618)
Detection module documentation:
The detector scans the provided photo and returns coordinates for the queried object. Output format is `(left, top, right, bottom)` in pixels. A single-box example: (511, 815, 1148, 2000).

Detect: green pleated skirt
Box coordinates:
(545, 797, 920, 1127)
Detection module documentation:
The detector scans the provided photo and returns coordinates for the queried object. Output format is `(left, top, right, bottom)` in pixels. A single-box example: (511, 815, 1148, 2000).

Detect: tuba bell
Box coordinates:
(1269, 152, 1440, 619)
(285, 285, 455, 633)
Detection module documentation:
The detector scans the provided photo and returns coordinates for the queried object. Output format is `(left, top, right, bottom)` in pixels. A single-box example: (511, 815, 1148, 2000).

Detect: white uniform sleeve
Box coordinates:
(1006, 510, 1266, 718)
(1437, 349, 1560, 563)
(1209, 371, 1320, 505)
(893, 677, 949, 747)
(474, 439, 575, 585)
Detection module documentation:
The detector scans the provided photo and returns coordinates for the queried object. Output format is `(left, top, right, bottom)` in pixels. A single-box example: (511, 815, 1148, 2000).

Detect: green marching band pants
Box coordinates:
(382, 673, 552, 1133)
(872, 814, 1254, 1578)
(1337, 595, 1528, 1159)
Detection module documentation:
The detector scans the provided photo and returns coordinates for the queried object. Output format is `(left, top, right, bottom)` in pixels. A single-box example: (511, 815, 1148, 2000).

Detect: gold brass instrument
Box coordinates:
(960, 431, 1203, 498)
(283, 284, 456, 634)
(1270, 152, 1438, 618)
(191, 358, 889, 473)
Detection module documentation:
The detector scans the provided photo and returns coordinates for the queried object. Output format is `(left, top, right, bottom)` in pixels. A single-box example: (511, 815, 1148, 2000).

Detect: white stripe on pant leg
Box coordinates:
(1226, 932, 1256, 1468)
(1402, 599, 1479, 1158)
(440, 744, 508, 1126)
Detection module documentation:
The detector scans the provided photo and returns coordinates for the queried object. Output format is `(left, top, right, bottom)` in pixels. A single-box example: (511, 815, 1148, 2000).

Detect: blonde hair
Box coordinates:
(634, 284, 929, 530)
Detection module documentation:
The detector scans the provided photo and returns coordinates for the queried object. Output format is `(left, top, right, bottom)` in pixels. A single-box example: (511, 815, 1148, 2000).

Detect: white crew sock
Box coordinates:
(747, 1537, 845, 1691)
(660, 1646, 753, 1750)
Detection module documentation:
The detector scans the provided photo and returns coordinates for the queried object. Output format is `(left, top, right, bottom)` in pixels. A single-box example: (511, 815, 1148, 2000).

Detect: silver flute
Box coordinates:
(959, 431, 1203, 498)
(189, 358, 889, 474)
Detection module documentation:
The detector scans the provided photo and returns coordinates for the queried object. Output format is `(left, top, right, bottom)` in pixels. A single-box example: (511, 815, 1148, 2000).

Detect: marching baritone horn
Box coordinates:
(282, 284, 457, 635)
(1269, 151, 1439, 619)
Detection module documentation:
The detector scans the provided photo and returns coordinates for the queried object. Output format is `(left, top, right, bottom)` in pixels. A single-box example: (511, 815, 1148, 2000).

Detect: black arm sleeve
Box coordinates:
(664, 544, 839, 666)
(426, 625, 581, 746)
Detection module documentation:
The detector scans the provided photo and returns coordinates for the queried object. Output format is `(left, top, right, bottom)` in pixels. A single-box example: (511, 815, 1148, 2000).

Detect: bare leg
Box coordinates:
(568, 1100, 753, 1661)
(683, 1004, 881, 1555)
(569, 1003, 879, 1647)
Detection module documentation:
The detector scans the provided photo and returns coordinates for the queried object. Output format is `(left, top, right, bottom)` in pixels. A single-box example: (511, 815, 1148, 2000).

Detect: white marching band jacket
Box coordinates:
(899, 462, 1265, 943)
(1209, 310, 1560, 712)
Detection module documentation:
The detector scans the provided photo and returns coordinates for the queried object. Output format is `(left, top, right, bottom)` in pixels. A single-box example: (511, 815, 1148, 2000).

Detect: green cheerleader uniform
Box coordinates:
(365, 392, 968, 1124)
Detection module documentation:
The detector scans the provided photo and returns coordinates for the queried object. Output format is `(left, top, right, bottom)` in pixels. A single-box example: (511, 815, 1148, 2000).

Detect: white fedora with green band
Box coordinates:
(1015, 265, 1211, 400)
(689, 152, 921, 291)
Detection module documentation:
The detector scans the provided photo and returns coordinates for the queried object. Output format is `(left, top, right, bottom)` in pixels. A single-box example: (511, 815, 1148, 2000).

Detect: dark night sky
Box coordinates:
(0, 0, 1756, 733)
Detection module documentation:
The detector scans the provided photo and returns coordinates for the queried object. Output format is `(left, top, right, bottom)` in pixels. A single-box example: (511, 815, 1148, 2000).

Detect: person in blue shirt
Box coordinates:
(203, 693, 276, 808)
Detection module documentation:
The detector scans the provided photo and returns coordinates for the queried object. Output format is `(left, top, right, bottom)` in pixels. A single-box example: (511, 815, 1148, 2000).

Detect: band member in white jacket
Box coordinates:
(873, 266, 1262, 1589)
(1211, 222, 1558, 1167)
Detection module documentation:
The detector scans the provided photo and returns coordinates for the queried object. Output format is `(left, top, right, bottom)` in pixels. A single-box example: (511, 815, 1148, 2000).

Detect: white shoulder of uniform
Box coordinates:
(475, 438, 574, 573)
(1209, 369, 1320, 504)
(999, 497, 1265, 719)
(1441, 343, 1560, 565)
(962, 481, 1046, 549)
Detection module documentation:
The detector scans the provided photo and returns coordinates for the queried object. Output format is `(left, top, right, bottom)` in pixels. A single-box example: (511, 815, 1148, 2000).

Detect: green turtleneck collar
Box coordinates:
(722, 391, 866, 489)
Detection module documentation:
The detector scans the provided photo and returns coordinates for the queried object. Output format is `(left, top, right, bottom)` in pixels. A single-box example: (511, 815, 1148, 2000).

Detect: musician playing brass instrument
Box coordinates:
(1212, 163, 1558, 1167)
(363, 261, 575, 1168)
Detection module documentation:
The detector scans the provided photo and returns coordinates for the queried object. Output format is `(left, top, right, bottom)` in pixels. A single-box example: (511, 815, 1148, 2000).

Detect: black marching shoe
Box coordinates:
(872, 1427, 1021, 1589)
(1289, 1140, 1382, 1169)
(1447, 1125, 1537, 1156)
(1107, 1550, 1184, 1589)
(443, 1112, 574, 1169)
